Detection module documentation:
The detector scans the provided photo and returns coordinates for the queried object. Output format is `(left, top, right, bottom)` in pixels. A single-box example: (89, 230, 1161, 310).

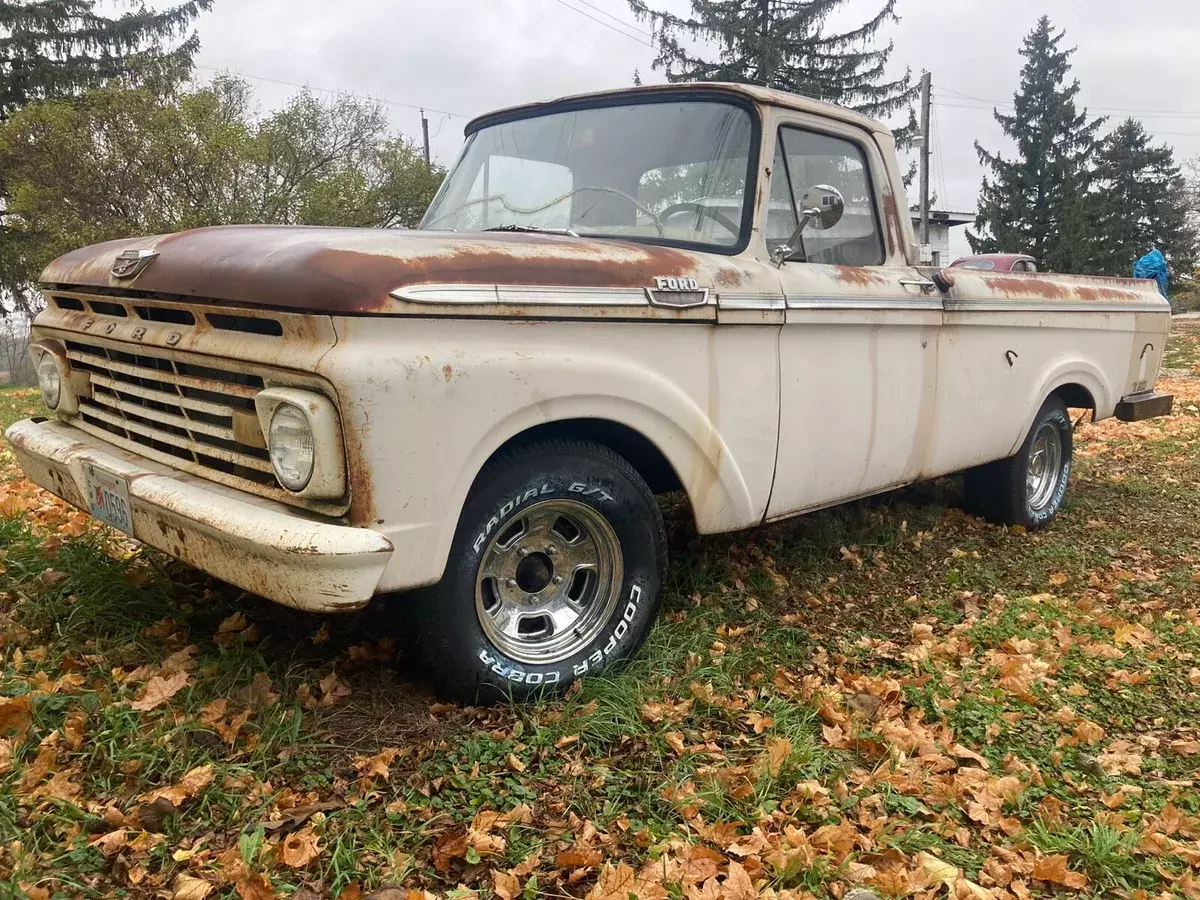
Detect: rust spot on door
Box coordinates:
(831, 266, 887, 286)
(880, 192, 900, 257)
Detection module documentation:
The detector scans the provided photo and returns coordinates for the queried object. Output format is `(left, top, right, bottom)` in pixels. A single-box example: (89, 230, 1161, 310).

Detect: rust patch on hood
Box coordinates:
(41, 226, 709, 314)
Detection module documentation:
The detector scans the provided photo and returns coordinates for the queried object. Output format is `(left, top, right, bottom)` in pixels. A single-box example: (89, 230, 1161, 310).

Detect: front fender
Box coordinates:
(322, 317, 774, 592)
(455, 387, 752, 533)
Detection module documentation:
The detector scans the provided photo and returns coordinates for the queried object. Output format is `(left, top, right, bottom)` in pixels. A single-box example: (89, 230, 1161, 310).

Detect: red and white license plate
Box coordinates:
(82, 463, 133, 535)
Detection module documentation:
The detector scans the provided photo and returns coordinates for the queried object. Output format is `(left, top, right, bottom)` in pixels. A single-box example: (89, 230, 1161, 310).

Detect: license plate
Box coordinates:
(83, 463, 133, 535)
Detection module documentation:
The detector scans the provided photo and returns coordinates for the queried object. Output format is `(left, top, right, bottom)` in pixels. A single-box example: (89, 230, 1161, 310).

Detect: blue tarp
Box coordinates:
(1134, 249, 1169, 297)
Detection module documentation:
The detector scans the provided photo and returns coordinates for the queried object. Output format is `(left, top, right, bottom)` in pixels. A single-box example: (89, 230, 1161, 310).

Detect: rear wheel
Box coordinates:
(963, 397, 1073, 530)
(409, 439, 666, 703)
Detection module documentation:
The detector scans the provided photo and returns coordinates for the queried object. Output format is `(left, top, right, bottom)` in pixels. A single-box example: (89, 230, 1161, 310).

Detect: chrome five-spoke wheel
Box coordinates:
(1026, 421, 1063, 512)
(475, 498, 624, 664)
(412, 439, 665, 702)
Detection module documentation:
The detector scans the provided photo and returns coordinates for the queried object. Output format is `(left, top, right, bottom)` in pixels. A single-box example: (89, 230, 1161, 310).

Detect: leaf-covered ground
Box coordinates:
(2, 325, 1200, 900)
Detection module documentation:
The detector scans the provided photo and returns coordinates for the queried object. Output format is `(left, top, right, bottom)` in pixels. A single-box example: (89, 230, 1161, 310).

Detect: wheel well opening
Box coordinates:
(484, 419, 684, 495)
(1052, 383, 1097, 417)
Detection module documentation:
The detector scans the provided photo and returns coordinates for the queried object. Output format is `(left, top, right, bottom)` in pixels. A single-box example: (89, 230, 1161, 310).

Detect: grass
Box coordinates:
(1, 325, 1200, 899)
(1163, 318, 1200, 372)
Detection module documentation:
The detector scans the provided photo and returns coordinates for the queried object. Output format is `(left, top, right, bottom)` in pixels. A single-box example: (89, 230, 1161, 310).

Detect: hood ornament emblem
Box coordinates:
(111, 249, 159, 280)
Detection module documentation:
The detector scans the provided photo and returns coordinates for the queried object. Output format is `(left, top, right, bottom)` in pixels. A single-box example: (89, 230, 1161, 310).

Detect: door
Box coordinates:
(766, 122, 941, 520)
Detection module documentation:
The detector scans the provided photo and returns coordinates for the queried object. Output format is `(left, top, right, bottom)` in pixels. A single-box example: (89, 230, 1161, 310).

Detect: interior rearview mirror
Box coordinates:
(771, 183, 845, 266)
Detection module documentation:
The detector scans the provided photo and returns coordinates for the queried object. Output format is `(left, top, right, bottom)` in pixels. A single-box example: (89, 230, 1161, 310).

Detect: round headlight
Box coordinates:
(37, 354, 62, 409)
(268, 404, 315, 491)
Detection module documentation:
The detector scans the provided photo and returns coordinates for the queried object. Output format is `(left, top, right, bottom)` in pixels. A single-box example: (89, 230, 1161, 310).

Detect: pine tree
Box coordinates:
(627, 0, 915, 123)
(1086, 119, 1197, 284)
(0, 0, 212, 121)
(1, 1, 210, 312)
(968, 17, 1103, 273)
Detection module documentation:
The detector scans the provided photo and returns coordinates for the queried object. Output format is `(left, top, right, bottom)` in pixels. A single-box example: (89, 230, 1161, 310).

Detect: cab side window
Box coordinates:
(770, 127, 884, 267)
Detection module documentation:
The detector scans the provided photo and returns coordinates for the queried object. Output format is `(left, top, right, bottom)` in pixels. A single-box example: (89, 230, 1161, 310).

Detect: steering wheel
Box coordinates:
(656, 202, 741, 237)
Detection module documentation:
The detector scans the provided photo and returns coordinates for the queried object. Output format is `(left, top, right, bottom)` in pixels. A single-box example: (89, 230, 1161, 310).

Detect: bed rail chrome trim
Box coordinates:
(945, 300, 1162, 314)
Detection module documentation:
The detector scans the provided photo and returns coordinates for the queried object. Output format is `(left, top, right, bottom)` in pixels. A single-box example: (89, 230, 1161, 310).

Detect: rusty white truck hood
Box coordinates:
(40, 225, 753, 314)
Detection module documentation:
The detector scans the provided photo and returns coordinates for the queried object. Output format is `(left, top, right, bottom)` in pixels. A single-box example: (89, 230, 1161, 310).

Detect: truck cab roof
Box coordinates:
(466, 81, 895, 138)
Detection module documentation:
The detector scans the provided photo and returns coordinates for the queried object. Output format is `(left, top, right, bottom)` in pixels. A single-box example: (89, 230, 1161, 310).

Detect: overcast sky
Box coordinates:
(190, 0, 1200, 258)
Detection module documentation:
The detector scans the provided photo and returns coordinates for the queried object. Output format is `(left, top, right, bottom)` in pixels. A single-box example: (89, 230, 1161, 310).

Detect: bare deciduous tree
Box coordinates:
(0, 313, 34, 385)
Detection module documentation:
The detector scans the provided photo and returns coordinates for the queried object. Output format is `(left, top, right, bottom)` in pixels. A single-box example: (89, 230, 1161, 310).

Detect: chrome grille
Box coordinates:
(65, 340, 276, 487)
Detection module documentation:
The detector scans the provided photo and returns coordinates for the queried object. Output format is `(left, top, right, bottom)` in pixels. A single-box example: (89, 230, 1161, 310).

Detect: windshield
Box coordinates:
(422, 98, 757, 250)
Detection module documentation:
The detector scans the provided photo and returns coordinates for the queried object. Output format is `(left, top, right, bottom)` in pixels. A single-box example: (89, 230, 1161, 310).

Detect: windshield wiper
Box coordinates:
(482, 224, 581, 238)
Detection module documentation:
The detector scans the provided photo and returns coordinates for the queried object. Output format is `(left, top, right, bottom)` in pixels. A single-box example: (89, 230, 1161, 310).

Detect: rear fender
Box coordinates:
(1009, 360, 1111, 457)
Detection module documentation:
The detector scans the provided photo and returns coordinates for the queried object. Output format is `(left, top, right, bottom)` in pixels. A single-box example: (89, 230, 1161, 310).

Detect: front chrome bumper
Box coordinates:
(5, 418, 393, 612)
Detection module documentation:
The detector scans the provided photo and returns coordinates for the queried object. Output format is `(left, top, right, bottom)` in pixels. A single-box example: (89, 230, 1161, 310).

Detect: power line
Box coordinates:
(193, 65, 469, 120)
(931, 100, 949, 209)
(932, 101, 1200, 137)
(572, 0, 653, 37)
(933, 101, 1013, 111)
(548, 0, 656, 47)
(1133, 128, 1200, 137)
(936, 87, 1013, 108)
(938, 86, 1200, 119)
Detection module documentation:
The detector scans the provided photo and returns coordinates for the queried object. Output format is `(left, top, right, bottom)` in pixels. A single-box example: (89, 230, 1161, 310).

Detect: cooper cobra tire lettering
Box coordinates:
(478, 648, 562, 684)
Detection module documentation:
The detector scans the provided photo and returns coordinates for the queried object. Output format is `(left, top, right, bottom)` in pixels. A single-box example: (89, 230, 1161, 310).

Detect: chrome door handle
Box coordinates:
(899, 278, 937, 291)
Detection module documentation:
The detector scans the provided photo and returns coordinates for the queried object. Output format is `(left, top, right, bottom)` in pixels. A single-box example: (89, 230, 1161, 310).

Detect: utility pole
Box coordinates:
(918, 71, 932, 256)
(420, 109, 431, 168)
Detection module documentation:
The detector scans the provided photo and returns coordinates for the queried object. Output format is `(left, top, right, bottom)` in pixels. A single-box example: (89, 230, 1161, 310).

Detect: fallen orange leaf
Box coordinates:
(493, 871, 521, 900)
(353, 747, 401, 782)
(556, 849, 603, 869)
(131, 670, 190, 712)
(722, 860, 758, 900)
(754, 736, 792, 778)
(171, 874, 214, 900)
(234, 872, 273, 900)
(141, 764, 214, 806)
(0, 695, 33, 738)
(280, 824, 321, 868)
(1032, 854, 1087, 889)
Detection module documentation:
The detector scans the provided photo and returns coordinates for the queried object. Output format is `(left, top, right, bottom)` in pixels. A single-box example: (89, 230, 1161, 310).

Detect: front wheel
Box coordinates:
(409, 439, 666, 703)
(963, 397, 1073, 530)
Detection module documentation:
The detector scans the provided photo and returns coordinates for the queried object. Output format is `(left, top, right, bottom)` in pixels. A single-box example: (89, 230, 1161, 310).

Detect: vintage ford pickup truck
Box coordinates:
(7, 83, 1173, 700)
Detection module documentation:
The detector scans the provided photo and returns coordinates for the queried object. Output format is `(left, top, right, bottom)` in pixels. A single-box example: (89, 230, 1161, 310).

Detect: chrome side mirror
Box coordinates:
(771, 184, 845, 267)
